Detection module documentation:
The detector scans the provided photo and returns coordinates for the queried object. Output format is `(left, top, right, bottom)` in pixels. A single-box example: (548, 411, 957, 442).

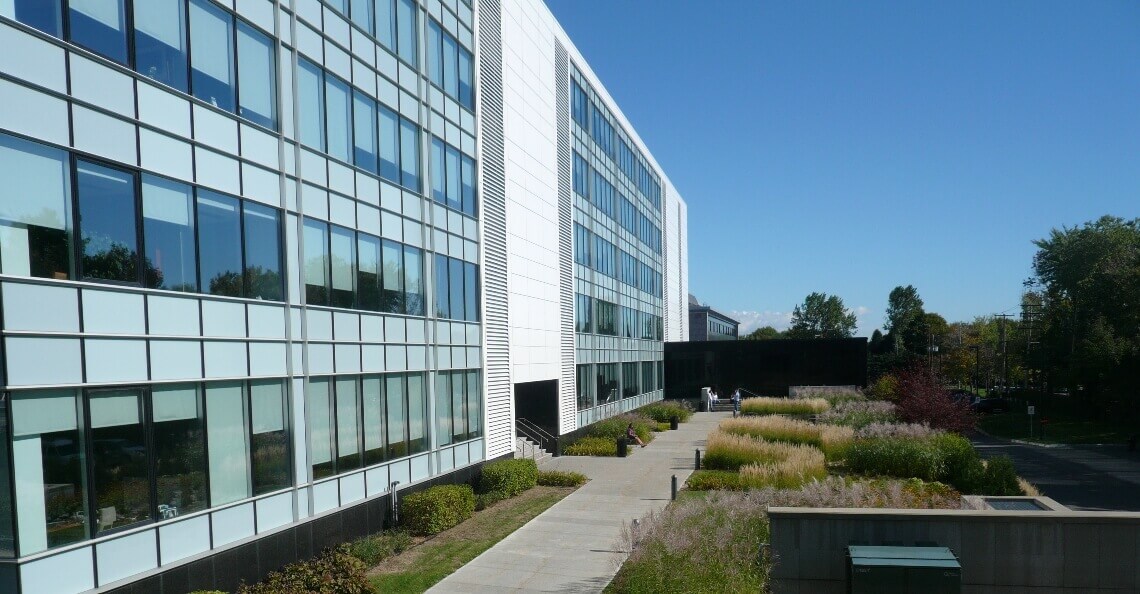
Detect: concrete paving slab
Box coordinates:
(426, 411, 730, 594)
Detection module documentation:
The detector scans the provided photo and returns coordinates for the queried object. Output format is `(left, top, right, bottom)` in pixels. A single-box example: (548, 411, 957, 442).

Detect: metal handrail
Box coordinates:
(516, 417, 555, 453)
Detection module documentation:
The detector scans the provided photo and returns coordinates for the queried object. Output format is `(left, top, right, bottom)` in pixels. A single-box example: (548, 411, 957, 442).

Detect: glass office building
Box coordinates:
(0, 0, 687, 592)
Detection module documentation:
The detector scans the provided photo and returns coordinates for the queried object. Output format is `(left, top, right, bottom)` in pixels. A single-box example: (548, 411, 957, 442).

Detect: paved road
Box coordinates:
(970, 431, 1140, 511)
(427, 411, 729, 593)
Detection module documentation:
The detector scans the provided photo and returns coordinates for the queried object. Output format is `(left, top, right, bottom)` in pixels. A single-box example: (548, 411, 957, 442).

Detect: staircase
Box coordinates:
(515, 436, 552, 464)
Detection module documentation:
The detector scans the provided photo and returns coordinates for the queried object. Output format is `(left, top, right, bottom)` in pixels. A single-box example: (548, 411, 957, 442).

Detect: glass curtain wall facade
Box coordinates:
(0, 0, 480, 592)
(570, 68, 666, 420)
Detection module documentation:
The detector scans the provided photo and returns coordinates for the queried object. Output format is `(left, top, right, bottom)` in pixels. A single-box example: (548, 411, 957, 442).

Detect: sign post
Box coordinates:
(1027, 405, 1036, 438)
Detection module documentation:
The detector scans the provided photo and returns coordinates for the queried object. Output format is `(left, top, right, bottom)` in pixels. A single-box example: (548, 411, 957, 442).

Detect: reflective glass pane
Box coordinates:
(378, 106, 400, 182)
(297, 59, 325, 151)
(441, 33, 457, 97)
(380, 239, 403, 313)
(13, 0, 63, 36)
(385, 375, 406, 458)
(325, 76, 352, 162)
(448, 257, 464, 321)
(243, 202, 283, 301)
(430, 138, 445, 204)
(374, 0, 394, 49)
(0, 134, 72, 280)
(335, 378, 361, 471)
(451, 371, 464, 442)
(426, 20, 442, 87)
(77, 161, 138, 284)
(357, 233, 382, 311)
(403, 246, 423, 316)
(466, 371, 480, 438)
(399, 119, 420, 191)
(303, 218, 329, 305)
(237, 22, 277, 129)
(0, 393, 13, 557)
(433, 254, 449, 319)
(143, 175, 196, 292)
(464, 262, 477, 322)
(330, 225, 356, 308)
(458, 48, 473, 109)
(435, 373, 451, 446)
(189, 0, 235, 111)
(395, 0, 416, 64)
(308, 378, 334, 479)
(460, 154, 475, 216)
(134, 0, 189, 91)
(577, 364, 592, 409)
(205, 382, 251, 506)
(11, 390, 86, 555)
(444, 145, 460, 211)
(407, 374, 427, 454)
(197, 191, 243, 297)
(70, 0, 128, 63)
(353, 91, 378, 173)
(250, 380, 288, 494)
(350, 0, 372, 33)
(152, 384, 206, 517)
(90, 389, 149, 535)
(362, 376, 385, 465)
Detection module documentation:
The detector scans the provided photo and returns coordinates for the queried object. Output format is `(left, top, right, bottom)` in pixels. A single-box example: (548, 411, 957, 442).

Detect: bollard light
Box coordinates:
(695, 448, 701, 470)
(671, 474, 678, 500)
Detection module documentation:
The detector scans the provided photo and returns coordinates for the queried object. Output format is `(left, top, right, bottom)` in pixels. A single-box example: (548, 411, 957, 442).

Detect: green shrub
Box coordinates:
(475, 489, 510, 510)
(587, 413, 656, 444)
(480, 458, 537, 497)
(639, 400, 693, 423)
(236, 545, 372, 594)
(537, 470, 588, 487)
(400, 484, 475, 536)
(655, 421, 670, 432)
(686, 470, 745, 491)
(347, 529, 412, 566)
(931, 433, 982, 489)
(976, 455, 1021, 496)
(845, 437, 947, 482)
(564, 436, 618, 456)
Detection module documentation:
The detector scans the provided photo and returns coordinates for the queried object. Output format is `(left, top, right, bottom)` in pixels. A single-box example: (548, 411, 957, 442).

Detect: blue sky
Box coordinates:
(545, 1, 1140, 336)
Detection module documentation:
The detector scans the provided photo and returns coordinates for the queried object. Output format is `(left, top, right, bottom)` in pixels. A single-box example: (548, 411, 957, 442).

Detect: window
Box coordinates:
(572, 152, 589, 199)
(362, 377, 386, 465)
(576, 364, 593, 410)
(0, 134, 72, 280)
(142, 176, 196, 292)
(237, 22, 276, 129)
(575, 293, 592, 333)
(450, 372, 465, 443)
(330, 225, 357, 308)
(595, 299, 617, 336)
(622, 307, 636, 338)
(350, 0, 373, 33)
(573, 224, 590, 267)
(642, 361, 655, 394)
(465, 371, 480, 440)
(353, 91, 379, 174)
(430, 138, 445, 204)
(449, 257, 464, 321)
(76, 161, 139, 284)
(399, 119, 420, 191)
(297, 59, 325, 151)
(335, 378, 362, 471)
(435, 372, 451, 447)
(464, 262, 478, 322)
(303, 218, 330, 305)
(407, 374, 427, 454)
(70, 0, 128, 64)
(385, 375, 407, 458)
(134, 0, 189, 91)
(309, 378, 334, 479)
(151, 384, 206, 517)
(395, 0, 416, 64)
(596, 363, 618, 404)
(196, 191, 243, 297)
(458, 48, 473, 109)
(89, 388, 148, 536)
(571, 80, 588, 128)
(11, 0, 63, 35)
(375, 0, 395, 50)
(434, 254, 449, 319)
(460, 154, 475, 216)
(622, 362, 639, 398)
(404, 246, 424, 315)
(325, 76, 352, 163)
(11, 389, 87, 554)
(445, 144, 461, 211)
(378, 106, 400, 182)
(593, 172, 615, 219)
(250, 380, 289, 494)
(189, 0, 235, 111)
(381, 239, 403, 313)
(205, 382, 250, 506)
(242, 202, 283, 300)
(426, 20, 442, 88)
(358, 233, 382, 311)
(442, 33, 457, 97)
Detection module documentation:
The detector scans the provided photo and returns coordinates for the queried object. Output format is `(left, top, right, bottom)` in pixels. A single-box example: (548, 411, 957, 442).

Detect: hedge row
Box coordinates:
(236, 545, 371, 594)
(400, 484, 475, 536)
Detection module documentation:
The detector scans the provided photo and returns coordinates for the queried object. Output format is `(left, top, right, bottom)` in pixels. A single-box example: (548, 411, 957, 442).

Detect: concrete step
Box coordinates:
(515, 436, 552, 462)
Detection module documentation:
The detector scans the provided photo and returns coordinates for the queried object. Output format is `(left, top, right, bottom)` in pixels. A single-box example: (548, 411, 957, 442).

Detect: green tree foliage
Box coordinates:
(743, 325, 785, 340)
(1032, 216, 1140, 412)
(787, 292, 857, 339)
(884, 285, 925, 353)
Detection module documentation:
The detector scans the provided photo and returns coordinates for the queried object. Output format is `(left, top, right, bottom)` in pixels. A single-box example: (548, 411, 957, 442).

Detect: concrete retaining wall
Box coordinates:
(768, 507, 1140, 593)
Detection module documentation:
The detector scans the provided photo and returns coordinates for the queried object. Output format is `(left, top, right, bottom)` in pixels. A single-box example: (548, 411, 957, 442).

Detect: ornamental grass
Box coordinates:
(718, 416, 853, 460)
(699, 431, 826, 489)
(740, 396, 828, 416)
(817, 399, 898, 428)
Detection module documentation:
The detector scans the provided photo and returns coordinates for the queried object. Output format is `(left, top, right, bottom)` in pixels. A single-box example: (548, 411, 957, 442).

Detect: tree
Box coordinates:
(895, 364, 976, 433)
(884, 285, 924, 353)
(786, 292, 857, 339)
(744, 326, 785, 340)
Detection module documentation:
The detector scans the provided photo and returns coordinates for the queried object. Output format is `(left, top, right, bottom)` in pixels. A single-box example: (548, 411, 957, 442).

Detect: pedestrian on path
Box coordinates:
(731, 388, 742, 417)
(627, 422, 646, 448)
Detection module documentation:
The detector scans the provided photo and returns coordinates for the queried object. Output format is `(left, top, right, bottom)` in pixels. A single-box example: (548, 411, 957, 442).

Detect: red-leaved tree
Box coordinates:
(895, 364, 976, 433)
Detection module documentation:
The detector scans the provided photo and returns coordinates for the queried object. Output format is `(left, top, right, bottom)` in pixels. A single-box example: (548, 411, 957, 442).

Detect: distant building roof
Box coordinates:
(688, 302, 740, 326)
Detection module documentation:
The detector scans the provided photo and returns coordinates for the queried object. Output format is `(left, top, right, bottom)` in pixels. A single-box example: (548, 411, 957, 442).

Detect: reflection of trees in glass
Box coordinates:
(245, 265, 283, 301)
(251, 434, 289, 494)
(381, 260, 405, 313)
(80, 237, 164, 286)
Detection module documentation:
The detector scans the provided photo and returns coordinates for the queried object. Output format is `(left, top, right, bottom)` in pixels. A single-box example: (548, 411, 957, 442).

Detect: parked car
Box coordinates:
(972, 397, 1011, 414)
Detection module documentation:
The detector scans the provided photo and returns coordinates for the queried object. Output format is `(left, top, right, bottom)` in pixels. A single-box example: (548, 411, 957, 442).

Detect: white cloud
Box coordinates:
(730, 310, 794, 335)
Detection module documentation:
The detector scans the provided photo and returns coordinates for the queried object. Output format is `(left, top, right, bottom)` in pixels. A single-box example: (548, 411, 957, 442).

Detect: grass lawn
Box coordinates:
(368, 485, 574, 593)
(978, 405, 1134, 444)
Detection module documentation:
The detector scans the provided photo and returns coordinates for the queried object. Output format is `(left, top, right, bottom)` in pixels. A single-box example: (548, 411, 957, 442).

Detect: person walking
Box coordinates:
(731, 387, 742, 417)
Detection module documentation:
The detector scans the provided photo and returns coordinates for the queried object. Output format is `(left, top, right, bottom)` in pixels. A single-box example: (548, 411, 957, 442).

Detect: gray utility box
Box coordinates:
(846, 546, 961, 594)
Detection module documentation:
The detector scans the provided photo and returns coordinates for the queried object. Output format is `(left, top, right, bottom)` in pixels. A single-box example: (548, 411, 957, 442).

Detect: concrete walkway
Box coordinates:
(427, 411, 729, 593)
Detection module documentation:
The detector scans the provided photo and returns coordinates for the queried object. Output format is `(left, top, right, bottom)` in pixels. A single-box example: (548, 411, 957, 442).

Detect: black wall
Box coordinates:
(664, 338, 868, 398)
(514, 379, 559, 436)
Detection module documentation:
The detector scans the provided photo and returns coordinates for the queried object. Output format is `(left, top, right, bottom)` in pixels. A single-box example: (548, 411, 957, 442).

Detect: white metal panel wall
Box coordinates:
(665, 184, 689, 342)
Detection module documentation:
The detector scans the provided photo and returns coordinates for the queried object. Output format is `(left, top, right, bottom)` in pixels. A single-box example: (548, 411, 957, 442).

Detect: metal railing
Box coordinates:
(516, 417, 555, 458)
